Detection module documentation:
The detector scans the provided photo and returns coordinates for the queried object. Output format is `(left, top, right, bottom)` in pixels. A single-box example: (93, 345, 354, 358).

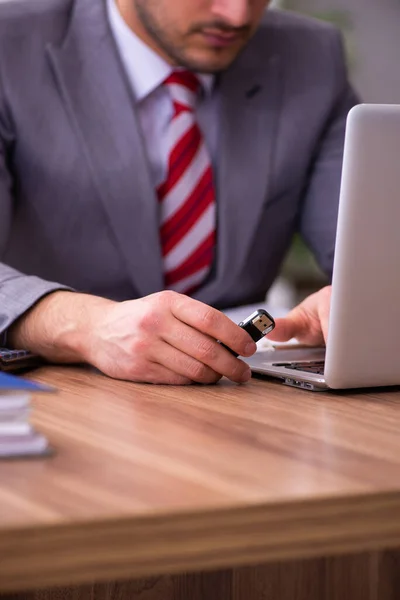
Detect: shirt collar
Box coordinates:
(107, 0, 214, 102)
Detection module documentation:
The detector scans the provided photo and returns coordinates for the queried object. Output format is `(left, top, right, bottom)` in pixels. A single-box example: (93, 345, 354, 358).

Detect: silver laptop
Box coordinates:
(245, 104, 400, 391)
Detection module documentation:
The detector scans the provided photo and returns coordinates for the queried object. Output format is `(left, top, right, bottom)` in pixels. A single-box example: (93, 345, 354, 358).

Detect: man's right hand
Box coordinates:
(8, 290, 257, 385)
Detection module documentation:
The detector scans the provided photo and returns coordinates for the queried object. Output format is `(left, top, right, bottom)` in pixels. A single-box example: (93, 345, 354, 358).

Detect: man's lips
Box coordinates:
(200, 28, 243, 47)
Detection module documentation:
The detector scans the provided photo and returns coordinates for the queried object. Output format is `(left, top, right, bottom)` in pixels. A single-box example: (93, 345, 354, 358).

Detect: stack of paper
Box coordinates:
(0, 372, 54, 459)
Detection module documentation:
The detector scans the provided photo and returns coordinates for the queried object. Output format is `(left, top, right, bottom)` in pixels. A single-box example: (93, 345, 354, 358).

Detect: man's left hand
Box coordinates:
(267, 285, 331, 346)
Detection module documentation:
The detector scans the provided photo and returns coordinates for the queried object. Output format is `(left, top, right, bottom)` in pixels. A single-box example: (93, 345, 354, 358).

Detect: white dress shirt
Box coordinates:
(107, 0, 218, 187)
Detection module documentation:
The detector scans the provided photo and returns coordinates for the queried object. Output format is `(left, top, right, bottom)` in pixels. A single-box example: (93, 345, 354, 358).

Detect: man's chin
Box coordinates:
(179, 49, 242, 73)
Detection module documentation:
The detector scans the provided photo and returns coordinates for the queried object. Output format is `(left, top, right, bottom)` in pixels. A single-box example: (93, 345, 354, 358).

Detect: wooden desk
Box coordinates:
(1, 366, 400, 599)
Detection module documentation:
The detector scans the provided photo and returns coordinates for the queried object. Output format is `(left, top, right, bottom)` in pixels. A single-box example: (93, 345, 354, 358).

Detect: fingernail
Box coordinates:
(241, 367, 252, 382)
(245, 342, 257, 355)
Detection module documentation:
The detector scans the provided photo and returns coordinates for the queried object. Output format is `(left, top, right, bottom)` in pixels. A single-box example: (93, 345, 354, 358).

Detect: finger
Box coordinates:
(98, 353, 193, 385)
(171, 296, 256, 357)
(267, 309, 309, 342)
(144, 362, 193, 386)
(155, 340, 224, 384)
(161, 320, 252, 383)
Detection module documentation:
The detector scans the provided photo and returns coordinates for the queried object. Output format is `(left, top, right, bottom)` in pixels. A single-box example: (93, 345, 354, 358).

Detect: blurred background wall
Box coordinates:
(278, 0, 400, 104)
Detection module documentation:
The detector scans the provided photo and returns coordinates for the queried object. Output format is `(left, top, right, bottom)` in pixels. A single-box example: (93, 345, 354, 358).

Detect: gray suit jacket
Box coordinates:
(0, 0, 358, 336)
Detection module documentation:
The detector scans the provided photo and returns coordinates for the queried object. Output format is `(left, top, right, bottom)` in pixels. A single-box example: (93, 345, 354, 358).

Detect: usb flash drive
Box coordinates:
(221, 309, 275, 357)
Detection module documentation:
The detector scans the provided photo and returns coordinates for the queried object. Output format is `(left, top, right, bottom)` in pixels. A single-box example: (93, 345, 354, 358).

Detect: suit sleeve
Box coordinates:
(298, 31, 360, 280)
(0, 77, 71, 343)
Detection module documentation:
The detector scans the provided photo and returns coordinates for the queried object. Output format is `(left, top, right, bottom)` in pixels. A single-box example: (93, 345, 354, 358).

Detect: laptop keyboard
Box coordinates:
(272, 360, 325, 375)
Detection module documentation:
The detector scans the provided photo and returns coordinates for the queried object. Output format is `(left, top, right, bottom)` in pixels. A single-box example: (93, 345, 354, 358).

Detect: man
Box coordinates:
(0, 0, 358, 385)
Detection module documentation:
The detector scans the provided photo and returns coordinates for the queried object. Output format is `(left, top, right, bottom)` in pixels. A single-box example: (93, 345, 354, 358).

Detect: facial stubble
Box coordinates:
(133, 0, 251, 73)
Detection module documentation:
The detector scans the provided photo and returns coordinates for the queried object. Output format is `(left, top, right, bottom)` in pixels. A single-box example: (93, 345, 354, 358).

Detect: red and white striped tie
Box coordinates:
(157, 70, 216, 295)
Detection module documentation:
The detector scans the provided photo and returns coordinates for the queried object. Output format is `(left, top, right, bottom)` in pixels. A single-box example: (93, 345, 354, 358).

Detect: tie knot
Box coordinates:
(164, 70, 201, 114)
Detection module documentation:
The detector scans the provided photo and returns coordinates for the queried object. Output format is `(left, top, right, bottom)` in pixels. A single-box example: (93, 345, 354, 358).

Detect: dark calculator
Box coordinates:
(0, 348, 42, 372)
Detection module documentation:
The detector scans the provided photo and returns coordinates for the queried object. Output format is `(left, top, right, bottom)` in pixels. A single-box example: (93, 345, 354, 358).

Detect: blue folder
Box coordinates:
(0, 371, 54, 392)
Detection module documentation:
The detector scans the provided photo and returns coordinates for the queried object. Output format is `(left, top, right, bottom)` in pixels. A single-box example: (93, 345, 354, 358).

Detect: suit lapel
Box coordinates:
(197, 36, 282, 305)
(47, 0, 164, 296)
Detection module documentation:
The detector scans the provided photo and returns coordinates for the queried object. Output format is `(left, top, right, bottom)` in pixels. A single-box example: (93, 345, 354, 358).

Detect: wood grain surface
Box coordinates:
(1, 366, 400, 592)
(0, 554, 380, 600)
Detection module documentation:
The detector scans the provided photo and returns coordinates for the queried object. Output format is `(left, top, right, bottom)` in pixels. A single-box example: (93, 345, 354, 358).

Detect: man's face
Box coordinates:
(119, 0, 270, 73)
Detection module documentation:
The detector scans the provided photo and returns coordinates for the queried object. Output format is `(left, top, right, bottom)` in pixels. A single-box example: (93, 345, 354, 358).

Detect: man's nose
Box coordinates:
(210, 0, 251, 27)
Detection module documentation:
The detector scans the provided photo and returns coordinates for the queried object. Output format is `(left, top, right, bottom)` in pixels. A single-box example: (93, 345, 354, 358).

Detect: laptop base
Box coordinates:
(245, 347, 329, 391)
